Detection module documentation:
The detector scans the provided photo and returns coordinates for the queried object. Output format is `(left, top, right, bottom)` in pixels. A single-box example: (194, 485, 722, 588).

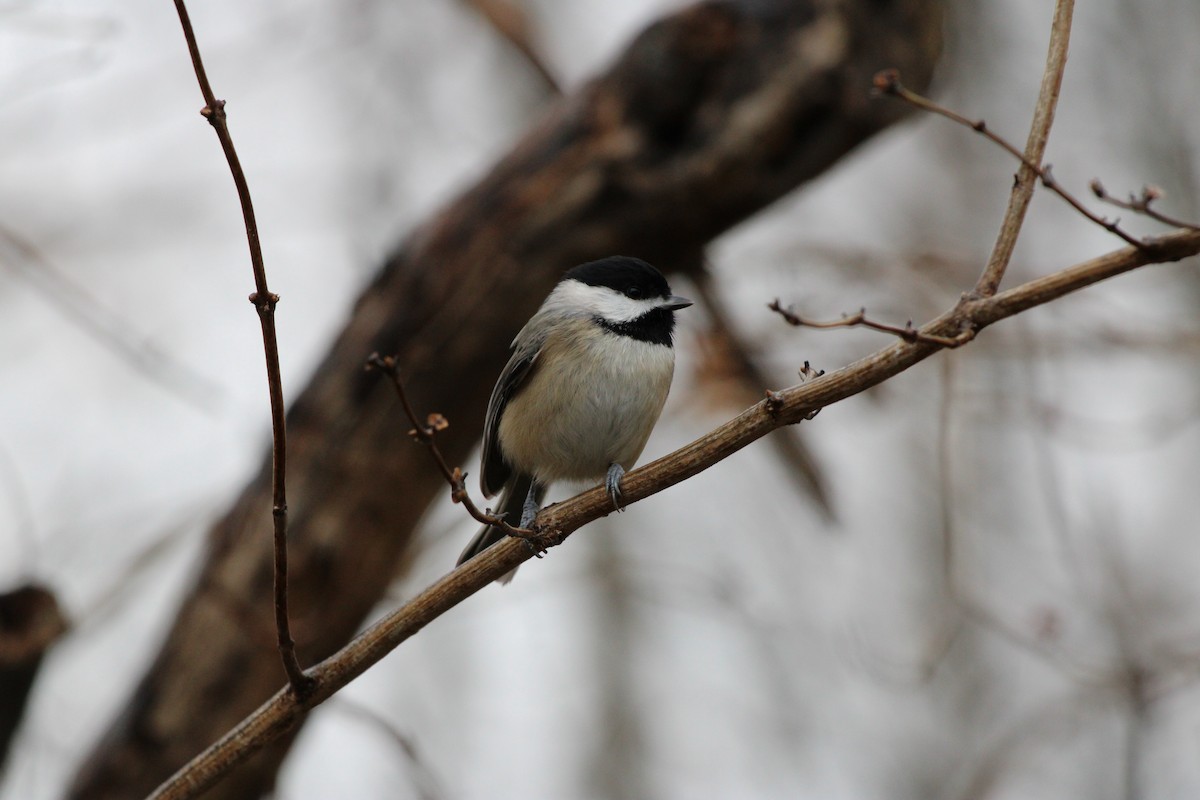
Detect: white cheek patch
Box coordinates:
(543, 279, 662, 323)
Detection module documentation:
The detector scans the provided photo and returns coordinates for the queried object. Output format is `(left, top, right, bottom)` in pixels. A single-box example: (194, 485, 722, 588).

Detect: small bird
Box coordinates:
(457, 256, 692, 579)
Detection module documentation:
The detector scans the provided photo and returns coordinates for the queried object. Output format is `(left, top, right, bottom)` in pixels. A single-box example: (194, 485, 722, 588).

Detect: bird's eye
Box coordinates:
(626, 286, 641, 299)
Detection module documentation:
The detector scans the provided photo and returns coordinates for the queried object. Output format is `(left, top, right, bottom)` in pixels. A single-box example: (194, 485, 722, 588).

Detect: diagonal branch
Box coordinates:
(874, 71, 1143, 248)
(364, 353, 515, 530)
(147, 227, 1200, 800)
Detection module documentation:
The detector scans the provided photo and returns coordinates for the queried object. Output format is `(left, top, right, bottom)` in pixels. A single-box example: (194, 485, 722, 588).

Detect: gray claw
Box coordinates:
(605, 463, 625, 512)
(520, 483, 541, 528)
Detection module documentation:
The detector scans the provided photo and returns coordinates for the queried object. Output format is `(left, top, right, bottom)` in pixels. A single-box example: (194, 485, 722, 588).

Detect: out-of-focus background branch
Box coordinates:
(2, 0, 1199, 799)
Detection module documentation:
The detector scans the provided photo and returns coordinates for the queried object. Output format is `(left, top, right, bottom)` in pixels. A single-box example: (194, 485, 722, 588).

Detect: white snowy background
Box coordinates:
(1, 0, 1199, 798)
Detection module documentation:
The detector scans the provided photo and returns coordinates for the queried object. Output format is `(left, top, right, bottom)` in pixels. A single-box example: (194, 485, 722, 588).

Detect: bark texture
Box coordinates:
(70, 0, 943, 797)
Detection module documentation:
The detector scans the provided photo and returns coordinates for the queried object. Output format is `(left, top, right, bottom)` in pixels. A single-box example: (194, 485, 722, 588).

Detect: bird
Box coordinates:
(457, 255, 692, 580)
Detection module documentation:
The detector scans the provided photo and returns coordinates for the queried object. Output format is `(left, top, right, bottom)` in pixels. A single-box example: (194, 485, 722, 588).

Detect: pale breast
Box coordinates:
(498, 319, 675, 485)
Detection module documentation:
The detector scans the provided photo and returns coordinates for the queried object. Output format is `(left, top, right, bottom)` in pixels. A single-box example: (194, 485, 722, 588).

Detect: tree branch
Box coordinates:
(875, 70, 1143, 249)
(72, 2, 945, 796)
(974, 0, 1074, 295)
(0, 585, 67, 774)
(148, 227, 1200, 800)
(364, 353, 516, 530)
(767, 299, 975, 348)
(1090, 180, 1200, 232)
(883, 0, 1075, 298)
(170, 0, 310, 695)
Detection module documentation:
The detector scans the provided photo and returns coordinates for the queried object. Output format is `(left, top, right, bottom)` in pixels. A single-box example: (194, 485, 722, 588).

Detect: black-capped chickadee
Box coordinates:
(457, 256, 692, 578)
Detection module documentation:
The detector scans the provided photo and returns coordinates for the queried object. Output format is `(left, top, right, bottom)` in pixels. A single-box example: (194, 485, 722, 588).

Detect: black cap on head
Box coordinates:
(564, 256, 672, 301)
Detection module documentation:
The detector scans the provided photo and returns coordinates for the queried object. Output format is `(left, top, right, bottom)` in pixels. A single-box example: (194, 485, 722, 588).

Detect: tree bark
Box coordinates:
(70, 0, 943, 797)
(0, 585, 67, 777)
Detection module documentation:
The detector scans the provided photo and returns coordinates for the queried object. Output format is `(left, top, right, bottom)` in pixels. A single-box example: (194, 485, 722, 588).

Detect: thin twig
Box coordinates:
(875, 70, 1143, 255)
(877, 4, 1151, 265)
(171, 0, 311, 697)
(767, 299, 975, 348)
(364, 354, 518, 531)
(147, 227, 1200, 800)
(1090, 180, 1200, 231)
(979, 0, 1076, 289)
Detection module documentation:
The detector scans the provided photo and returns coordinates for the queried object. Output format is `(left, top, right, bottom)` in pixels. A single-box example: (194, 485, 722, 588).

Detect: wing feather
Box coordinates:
(480, 334, 542, 497)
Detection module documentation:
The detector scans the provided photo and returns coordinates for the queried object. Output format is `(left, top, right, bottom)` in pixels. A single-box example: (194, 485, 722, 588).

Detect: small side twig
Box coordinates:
(1090, 181, 1200, 232)
(364, 354, 518, 532)
(171, 0, 311, 697)
(693, 263, 834, 517)
(873, 66, 1144, 253)
(768, 299, 975, 348)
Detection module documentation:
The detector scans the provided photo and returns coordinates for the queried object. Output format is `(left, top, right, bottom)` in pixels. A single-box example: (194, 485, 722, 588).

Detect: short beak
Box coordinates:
(660, 295, 693, 311)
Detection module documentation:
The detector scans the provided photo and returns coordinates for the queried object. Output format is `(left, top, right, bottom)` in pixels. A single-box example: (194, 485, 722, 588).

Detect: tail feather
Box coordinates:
(457, 474, 545, 584)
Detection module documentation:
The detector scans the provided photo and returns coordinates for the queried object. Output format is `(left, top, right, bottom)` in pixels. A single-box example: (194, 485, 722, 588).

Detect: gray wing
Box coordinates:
(480, 334, 543, 498)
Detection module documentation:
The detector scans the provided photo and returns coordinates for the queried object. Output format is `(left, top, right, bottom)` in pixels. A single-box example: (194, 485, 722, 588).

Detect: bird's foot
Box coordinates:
(520, 489, 540, 529)
(515, 534, 548, 559)
(506, 483, 553, 557)
(606, 463, 625, 512)
(504, 521, 565, 558)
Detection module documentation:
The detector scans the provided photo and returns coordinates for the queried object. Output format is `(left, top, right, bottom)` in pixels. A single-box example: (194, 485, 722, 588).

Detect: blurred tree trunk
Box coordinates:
(69, 0, 943, 797)
(0, 585, 66, 777)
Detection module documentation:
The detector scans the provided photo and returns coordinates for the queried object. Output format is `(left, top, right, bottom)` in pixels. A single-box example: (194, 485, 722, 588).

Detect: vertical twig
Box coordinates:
(975, 0, 1075, 296)
(171, 0, 312, 696)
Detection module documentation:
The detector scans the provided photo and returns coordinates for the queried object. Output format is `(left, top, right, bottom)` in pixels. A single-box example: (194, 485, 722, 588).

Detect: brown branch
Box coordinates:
(170, 0, 310, 696)
(873, 73, 1142, 251)
(363, 353, 516, 531)
(73, 3, 946, 795)
(976, 0, 1076, 291)
(0, 585, 68, 774)
(1090, 180, 1200, 231)
(146, 227, 1200, 800)
(767, 299, 975, 348)
(877, 3, 1153, 271)
(875, 68, 1145, 255)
